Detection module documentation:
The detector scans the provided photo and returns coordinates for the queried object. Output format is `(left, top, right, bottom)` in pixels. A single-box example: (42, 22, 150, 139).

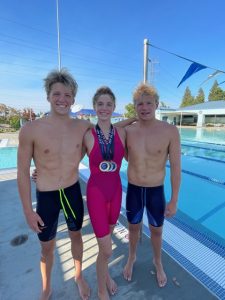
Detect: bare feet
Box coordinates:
(106, 273, 117, 295)
(75, 277, 91, 300)
(98, 289, 110, 300)
(123, 257, 136, 281)
(153, 260, 167, 288)
(40, 289, 52, 300)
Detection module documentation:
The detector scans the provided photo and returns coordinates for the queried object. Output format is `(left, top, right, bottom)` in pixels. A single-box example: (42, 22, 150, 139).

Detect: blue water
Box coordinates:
(0, 147, 18, 169)
(0, 146, 34, 170)
(179, 127, 225, 145)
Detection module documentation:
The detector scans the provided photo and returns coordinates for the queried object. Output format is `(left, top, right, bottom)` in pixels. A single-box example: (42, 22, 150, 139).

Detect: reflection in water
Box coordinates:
(178, 127, 225, 145)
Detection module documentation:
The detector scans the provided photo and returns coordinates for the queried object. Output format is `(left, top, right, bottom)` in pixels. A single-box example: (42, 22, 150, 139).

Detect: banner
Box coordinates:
(177, 62, 207, 88)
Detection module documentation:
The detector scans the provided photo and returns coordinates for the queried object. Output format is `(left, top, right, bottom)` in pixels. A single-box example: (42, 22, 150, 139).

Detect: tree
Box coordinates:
(0, 103, 21, 124)
(0, 103, 7, 118)
(180, 87, 195, 107)
(208, 80, 225, 101)
(22, 108, 36, 121)
(8, 107, 20, 116)
(124, 103, 136, 118)
(9, 115, 21, 130)
(195, 88, 205, 104)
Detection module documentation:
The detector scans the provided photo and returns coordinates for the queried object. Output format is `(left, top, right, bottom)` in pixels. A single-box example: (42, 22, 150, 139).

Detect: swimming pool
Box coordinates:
(0, 147, 34, 170)
(179, 126, 225, 145)
(0, 147, 18, 169)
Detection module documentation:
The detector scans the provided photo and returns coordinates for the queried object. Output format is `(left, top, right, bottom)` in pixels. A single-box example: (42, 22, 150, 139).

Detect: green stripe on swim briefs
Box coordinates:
(62, 189, 76, 219)
(59, 189, 68, 219)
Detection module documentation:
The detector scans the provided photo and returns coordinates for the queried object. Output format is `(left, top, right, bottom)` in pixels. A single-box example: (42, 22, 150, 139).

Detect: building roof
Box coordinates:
(71, 108, 122, 117)
(158, 107, 176, 112)
(178, 100, 225, 111)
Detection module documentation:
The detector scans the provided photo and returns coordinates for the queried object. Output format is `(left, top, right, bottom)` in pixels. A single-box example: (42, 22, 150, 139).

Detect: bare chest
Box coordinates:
(127, 131, 169, 157)
(34, 127, 83, 159)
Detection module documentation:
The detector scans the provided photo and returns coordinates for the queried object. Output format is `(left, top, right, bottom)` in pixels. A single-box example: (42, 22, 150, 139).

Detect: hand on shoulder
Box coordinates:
(74, 118, 94, 132)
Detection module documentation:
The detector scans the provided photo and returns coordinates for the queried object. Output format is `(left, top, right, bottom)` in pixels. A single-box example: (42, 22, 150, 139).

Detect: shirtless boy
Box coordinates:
(17, 69, 91, 300)
(123, 83, 181, 287)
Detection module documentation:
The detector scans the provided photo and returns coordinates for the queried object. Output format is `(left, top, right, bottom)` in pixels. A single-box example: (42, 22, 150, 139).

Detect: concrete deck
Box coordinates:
(0, 170, 217, 300)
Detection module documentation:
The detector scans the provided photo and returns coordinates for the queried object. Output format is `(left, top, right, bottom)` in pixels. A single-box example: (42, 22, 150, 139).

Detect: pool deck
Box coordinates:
(0, 132, 19, 147)
(0, 169, 218, 300)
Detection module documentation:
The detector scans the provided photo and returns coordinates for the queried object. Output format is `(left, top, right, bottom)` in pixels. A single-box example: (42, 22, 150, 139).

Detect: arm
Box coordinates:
(83, 129, 93, 157)
(124, 143, 128, 161)
(79, 120, 92, 159)
(114, 117, 137, 128)
(124, 127, 128, 161)
(17, 125, 44, 233)
(81, 131, 88, 160)
(165, 126, 181, 217)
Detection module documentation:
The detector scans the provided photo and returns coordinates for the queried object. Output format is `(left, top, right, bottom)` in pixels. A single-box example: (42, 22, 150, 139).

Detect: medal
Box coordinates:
(99, 161, 111, 172)
(109, 161, 117, 171)
(96, 124, 117, 172)
(99, 161, 117, 172)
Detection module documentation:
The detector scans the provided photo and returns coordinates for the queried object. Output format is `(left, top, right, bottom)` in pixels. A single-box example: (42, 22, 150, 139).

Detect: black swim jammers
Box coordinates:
(36, 181, 84, 241)
(126, 183, 166, 227)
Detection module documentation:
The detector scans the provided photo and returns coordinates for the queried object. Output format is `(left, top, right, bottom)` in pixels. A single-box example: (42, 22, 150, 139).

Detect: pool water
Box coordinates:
(179, 127, 225, 145)
(0, 147, 18, 169)
(0, 147, 34, 170)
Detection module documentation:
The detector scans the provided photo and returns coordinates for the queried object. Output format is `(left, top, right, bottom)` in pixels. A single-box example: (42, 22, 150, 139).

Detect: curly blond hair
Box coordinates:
(133, 83, 159, 105)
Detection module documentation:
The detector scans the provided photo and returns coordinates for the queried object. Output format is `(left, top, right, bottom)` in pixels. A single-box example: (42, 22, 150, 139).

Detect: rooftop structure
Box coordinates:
(156, 100, 225, 127)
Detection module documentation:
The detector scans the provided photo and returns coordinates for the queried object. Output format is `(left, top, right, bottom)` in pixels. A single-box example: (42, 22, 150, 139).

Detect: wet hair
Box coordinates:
(44, 68, 78, 98)
(92, 86, 116, 107)
(133, 83, 159, 105)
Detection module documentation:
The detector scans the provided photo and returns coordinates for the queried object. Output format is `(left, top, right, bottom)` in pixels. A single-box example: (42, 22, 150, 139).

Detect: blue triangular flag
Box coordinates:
(177, 62, 207, 88)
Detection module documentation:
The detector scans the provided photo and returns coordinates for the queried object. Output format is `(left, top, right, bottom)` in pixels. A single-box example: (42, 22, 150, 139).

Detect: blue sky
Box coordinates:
(0, 0, 225, 113)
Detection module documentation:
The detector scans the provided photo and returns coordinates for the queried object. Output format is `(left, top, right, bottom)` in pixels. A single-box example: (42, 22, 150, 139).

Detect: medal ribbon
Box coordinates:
(96, 124, 114, 161)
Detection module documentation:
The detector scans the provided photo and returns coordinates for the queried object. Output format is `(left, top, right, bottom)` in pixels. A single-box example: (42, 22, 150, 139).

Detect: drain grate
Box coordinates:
(10, 234, 28, 246)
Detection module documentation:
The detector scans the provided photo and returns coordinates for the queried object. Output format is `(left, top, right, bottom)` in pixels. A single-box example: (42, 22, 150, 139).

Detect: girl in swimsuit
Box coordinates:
(84, 87, 126, 300)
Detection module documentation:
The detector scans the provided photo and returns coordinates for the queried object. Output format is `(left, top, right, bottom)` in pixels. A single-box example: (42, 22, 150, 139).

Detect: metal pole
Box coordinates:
(180, 112, 182, 128)
(143, 38, 149, 83)
(56, 0, 61, 70)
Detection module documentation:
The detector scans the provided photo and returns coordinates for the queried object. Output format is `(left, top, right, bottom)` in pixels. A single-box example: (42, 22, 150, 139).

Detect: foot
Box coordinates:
(106, 273, 117, 295)
(39, 289, 52, 300)
(153, 260, 167, 288)
(98, 290, 110, 300)
(75, 277, 91, 300)
(123, 257, 136, 281)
